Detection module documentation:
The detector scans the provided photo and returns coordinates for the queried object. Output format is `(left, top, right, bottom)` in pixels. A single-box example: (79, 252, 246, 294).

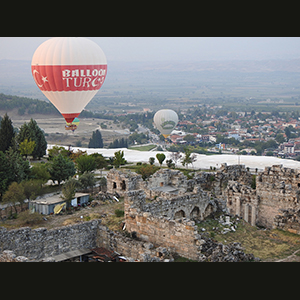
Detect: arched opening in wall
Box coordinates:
(191, 206, 200, 219)
(203, 203, 214, 219)
(174, 210, 185, 219)
(121, 180, 126, 191)
(113, 182, 117, 189)
(160, 182, 164, 187)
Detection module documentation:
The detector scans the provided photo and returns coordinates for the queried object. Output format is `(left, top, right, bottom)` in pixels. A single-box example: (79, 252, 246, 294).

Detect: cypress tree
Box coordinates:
(0, 113, 15, 152)
(28, 119, 47, 159)
(17, 119, 47, 159)
(88, 129, 103, 148)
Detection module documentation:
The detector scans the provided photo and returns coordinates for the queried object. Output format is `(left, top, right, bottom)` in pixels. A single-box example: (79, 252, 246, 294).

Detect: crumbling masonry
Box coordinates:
(109, 163, 300, 251)
(106, 165, 258, 261)
(2, 163, 300, 262)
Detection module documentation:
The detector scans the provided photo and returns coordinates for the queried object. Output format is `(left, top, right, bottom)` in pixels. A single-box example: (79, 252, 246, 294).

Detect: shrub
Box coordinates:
(17, 210, 43, 226)
(115, 209, 124, 217)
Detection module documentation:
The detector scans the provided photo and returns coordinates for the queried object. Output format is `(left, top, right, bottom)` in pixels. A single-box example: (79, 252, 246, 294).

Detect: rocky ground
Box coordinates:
(197, 212, 300, 261)
(2, 190, 300, 262)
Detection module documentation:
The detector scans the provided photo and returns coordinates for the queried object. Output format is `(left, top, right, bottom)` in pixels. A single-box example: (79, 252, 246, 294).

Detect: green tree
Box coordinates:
(113, 150, 127, 168)
(49, 154, 75, 185)
(285, 126, 291, 141)
(21, 179, 43, 205)
(48, 145, 70, 160)
(17, 119, 47, 159)
(0, 113, 15, 152)
(3, 182, 25, 214)
(108, 138, 128, 148)
(61, 177, 78, 206)
(181, 148, 193, 168)
(166, 159, 175, 168)
(275, 133, 285, 144)
(28, 119, 47, 159)
(30, 162, 51, 183)
(5, 148, 30, 184)
(0, 151, 11, 201)
(183, 134, 196, 143)
(76, 155, 96, 174)
(137, 164, 159, 180)
(0, 149, 30, 201)
(19, 138, 36, 159)
(149, 157, 155, 165)
(156, 153, 166, 166)
(90, 153, 108, 170)
(78, 172, 96, 192)
(88, 129, 103, 148)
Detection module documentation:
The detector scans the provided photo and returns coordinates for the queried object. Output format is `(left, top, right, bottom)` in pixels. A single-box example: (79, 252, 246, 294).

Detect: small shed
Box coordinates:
(71, 193, 90, 207)
(30, 193, 90, 215)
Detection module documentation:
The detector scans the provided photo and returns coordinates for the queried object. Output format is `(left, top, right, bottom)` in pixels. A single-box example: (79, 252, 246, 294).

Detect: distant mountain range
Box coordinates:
(1, 58, 300, 100)
(114, 59, 300, 73)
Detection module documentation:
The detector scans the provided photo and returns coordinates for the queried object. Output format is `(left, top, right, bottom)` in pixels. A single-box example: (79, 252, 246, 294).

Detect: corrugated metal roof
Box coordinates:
(44, 248, 92, 262)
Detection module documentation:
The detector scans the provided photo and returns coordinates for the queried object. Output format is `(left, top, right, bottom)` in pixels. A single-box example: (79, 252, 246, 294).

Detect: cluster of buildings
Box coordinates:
(167, 105, 300, 158)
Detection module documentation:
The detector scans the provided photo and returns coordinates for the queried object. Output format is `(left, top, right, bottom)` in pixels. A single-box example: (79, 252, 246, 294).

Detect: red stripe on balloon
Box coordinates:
(31, 64, 107, 92)
(62, 113, 80, 123)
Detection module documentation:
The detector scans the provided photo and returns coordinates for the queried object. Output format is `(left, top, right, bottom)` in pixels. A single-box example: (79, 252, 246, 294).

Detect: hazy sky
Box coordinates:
(0, 37, 300, 62)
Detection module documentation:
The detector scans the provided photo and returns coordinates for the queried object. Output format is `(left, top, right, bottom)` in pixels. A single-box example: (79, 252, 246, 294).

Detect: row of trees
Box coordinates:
(147, 149, 197, 169)
(0, 114, 48, 201)
(108, 138, 128, 149)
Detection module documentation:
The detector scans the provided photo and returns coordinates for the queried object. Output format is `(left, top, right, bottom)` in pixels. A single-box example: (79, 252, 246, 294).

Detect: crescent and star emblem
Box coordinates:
(33, 69, 48, 87)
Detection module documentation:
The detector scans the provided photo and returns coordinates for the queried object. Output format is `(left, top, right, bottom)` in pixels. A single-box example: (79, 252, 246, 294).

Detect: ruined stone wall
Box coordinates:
(226, 181, 257, 226)
(0, 220, 99, 260)
(122, 190, 255, 262)
(146, 169, 187, 193)
(96, 224, 164, 261)
(256, 165, 300, 228)
(106, 169, 144, 197)
(124, 189, 217, 221)
(224, 164, 300, 230)
(125, 208, 202, 261)
(273, 209, 300, 234)
(123, 190, 204, 260)
(193, 164, 252, 194)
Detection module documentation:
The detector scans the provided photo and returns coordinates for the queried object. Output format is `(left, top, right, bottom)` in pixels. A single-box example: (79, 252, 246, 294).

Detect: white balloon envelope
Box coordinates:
(31, 37, 107, 123)
(153, 109, 178, 138)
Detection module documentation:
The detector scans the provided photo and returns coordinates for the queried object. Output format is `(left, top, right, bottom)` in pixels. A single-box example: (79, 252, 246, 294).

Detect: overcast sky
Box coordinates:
(0, 37, 300, 62)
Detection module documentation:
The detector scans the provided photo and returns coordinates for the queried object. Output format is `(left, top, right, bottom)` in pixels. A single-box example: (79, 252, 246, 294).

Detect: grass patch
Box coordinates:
(197, 214, 300, 261)
(129, 144, 156, 151)
(100, 201, 125, 232)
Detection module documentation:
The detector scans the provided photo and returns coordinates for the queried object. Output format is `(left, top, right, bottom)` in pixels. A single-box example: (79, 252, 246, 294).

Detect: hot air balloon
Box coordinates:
(31, 37, 107, 124)
(153, 109, 178, 139)
(65, 117, 80, 132)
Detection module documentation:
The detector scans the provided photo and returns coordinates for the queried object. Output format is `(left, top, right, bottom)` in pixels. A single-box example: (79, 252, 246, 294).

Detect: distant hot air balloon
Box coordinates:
(153, 109, 178, 139)
(31, 37, 107, 124)
(65, 117, 80, 132)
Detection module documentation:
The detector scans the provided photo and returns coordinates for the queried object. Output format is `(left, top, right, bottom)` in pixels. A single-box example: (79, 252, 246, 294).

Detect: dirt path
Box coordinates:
(275, 248, 300, 262)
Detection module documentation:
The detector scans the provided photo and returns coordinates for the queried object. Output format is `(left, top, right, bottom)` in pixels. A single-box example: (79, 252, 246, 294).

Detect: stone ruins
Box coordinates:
(107, 163, 300, 258)
(2, 163, 300, 261)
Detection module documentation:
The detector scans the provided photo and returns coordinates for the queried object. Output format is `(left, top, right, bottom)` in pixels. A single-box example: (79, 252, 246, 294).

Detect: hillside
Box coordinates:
(0, 93, 60, 117)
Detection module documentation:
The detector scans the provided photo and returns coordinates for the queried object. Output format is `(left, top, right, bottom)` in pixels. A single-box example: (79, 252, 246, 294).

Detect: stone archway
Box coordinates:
(203, 203, 214, 219)
(121, 180, 126, 191)
(174, 210, 185, 219)
(190, 206, 200, 219)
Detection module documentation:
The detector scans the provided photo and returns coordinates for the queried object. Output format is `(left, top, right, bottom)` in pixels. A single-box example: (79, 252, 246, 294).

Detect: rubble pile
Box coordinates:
(199, 239, 258, 262)
(0, 250, 29, 262)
